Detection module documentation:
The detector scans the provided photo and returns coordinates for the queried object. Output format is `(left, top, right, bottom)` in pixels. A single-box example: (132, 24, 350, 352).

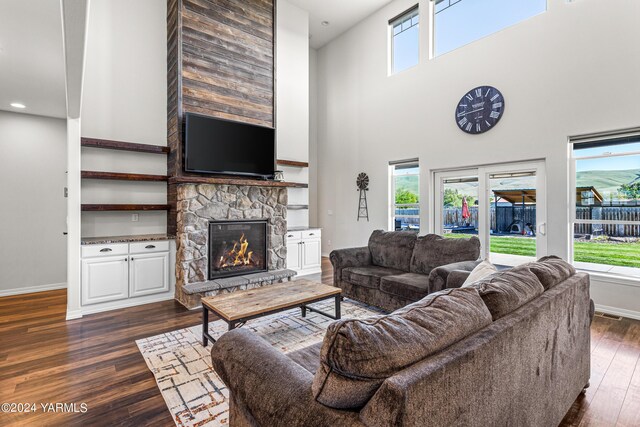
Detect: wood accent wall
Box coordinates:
(166, 0, 276, 234)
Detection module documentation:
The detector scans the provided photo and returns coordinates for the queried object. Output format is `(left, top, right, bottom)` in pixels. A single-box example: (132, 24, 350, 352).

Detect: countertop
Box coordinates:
(81, 234, 175, 245)
(287, 226, 321, 232)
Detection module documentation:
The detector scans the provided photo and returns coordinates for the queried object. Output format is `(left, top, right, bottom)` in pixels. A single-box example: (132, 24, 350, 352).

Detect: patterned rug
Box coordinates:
(136, 299, 380, 427)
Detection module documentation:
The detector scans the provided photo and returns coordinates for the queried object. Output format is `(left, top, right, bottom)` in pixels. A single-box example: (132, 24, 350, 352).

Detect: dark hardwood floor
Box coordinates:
(0, 258, 638, 426)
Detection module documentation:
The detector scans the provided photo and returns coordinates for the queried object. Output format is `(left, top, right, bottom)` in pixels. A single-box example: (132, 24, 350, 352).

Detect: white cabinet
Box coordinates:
(81, 240, 171, 308)
(286, 229, 321, 276)
(81, 255, 129, 305)
(130, 252, 170, 297)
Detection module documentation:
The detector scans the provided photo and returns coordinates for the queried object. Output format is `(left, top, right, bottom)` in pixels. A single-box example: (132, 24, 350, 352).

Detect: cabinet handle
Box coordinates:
(145, 244, 156, 249)
(124, 257, 129, 261)
(100, 248, 112, 252)
(308, 233, 315, 236)
(287, 234, 294, 238)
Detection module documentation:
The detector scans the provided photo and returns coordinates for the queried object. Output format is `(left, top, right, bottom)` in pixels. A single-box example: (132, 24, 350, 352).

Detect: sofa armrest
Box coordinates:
(427, 259, 481, 293)
(446, 269, 472, 289)
(329, 247, 371, 284)
(211, 329, 363, 427)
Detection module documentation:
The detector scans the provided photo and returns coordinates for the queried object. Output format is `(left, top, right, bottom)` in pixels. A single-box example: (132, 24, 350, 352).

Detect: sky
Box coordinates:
(434, 0, 547, 57)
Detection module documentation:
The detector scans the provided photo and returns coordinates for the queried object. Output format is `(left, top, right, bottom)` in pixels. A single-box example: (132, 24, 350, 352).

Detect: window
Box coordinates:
(433, 0, 546, 57)
(390, 6, 419, 74)
(571, 134, 640, 277)
(390, 160, 420, 231)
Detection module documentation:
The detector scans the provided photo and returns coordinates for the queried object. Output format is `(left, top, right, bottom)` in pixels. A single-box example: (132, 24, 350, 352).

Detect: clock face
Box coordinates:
(455, 86, 504, 134)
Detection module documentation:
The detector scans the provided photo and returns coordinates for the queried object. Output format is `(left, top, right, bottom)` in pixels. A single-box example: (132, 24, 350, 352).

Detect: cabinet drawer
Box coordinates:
(130, 241, 170, 254)
(285, 231, 302, 241)
(81, 243, 129, 258)
(302, 229, 321, 239)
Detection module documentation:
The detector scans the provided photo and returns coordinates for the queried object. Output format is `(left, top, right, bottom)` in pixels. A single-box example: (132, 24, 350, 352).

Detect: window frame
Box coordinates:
(569, 131, 640, 278)
(389, 5, 420, 75)
(389, 159, 420, 232)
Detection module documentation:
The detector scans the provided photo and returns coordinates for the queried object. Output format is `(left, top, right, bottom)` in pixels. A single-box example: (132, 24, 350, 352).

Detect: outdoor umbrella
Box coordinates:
(462, 197, 470, 225)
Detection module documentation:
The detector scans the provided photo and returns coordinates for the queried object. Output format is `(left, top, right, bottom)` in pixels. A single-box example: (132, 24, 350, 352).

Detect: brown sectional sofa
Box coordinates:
(330, 230, 481, 311)
(211, 257, 592, 426)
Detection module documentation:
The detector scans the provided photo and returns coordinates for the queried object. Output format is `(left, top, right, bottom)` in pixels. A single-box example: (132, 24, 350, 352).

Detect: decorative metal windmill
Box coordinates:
(356, 172, 369, 221)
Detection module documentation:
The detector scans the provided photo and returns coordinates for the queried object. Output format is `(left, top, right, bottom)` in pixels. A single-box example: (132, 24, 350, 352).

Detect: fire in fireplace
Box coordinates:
(208, 220, 268, 279)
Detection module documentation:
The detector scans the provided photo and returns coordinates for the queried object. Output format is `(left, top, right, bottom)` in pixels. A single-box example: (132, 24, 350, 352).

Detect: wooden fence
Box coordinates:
(575, 207, 640, 237)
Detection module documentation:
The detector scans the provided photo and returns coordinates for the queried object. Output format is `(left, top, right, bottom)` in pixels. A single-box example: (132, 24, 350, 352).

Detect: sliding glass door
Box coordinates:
(435, 161, 546, 266)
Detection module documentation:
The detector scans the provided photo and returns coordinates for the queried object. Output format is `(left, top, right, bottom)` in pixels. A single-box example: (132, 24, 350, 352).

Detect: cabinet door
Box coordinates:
(129, 252, 170, 297)
(81, 256, 129, 305)
(286, 239, 302, 271)
(301, 238, 322, 270)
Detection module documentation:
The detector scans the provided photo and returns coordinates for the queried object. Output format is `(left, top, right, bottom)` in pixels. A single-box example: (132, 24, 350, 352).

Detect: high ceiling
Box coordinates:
(288, 0, 394, 49)
(0, 0, 66, 119)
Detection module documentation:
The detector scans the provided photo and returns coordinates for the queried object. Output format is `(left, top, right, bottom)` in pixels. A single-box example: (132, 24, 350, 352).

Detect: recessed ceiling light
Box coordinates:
(10, 102, 26, 109)
(321, 21, 330, 26)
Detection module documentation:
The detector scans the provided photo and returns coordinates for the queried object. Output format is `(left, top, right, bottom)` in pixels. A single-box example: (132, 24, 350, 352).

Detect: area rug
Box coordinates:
(136, 299, 381, 427)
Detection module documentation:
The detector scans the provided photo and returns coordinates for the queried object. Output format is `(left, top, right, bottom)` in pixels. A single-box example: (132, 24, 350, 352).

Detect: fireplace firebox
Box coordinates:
(208, 220, 268, 280)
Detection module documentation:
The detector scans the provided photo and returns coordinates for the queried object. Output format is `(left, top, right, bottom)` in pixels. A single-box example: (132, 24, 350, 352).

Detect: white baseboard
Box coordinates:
(0, 282, 67, 297)
(66, 309, 83, 320)
(80, 293, 175, 316)
(595, 304, 640, 321)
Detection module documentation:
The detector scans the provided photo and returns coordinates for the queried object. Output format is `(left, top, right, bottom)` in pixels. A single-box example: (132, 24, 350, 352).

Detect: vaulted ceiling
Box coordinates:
(287, 0, 394, 49)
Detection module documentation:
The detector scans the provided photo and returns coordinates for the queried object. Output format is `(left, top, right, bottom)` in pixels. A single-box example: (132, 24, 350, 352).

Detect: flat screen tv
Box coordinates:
(184, 113, 275, 178)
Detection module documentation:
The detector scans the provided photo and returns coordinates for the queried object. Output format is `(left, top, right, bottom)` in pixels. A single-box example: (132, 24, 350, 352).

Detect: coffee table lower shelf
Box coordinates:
(202, 282, 342, 346)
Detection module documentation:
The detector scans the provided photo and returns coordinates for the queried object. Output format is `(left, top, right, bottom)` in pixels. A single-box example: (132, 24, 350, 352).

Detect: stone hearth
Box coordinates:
(175, 183, 287, 308)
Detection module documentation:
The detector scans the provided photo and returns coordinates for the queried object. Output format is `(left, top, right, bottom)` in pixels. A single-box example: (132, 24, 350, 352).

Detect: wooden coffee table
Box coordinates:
(201, 279, 342, 346)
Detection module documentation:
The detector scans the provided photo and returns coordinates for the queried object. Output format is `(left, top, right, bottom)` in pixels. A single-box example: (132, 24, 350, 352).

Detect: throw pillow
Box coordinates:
(462, 260, 498, 287)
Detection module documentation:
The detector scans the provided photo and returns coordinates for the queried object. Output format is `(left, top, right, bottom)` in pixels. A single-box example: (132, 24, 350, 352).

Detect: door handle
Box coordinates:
(538, 222, 546, 236)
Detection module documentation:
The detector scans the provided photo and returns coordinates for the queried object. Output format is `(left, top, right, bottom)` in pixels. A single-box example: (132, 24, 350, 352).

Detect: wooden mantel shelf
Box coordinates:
(81, 137, 169, 154)
(277, 159, 308, 168)
(82, 204, 170, 211)
(81, 171, 169, 182)
(168, 176, 308, 188)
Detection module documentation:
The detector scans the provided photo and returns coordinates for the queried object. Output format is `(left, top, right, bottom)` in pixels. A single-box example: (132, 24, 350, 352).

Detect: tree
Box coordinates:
(619, 182, 640, 200)
(443, 188, 476, 208)
(395, 189, 418, 208)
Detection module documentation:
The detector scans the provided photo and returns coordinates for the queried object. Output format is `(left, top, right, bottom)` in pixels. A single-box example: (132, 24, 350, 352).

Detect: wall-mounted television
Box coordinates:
(184, 112, 275, 179)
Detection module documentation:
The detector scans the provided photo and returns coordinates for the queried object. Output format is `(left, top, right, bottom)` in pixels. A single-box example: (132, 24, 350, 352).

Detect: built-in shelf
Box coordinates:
(81, 204, 170, 212)
(81, 171, 169, 182)
(277, 159, 309, 168)
(287, 204, 309, 210)
(168, 176, 308, 188)
(81, 137, 170, 154)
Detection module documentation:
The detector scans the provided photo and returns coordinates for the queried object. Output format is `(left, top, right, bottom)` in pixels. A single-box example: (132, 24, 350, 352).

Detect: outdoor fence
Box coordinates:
(575, 206, 640, 237)
(442, 206, 536, 234)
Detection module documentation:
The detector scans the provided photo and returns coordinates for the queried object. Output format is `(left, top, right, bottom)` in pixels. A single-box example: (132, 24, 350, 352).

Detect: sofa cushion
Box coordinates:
(379, 273, 430, 301)
(311, 288, 493, 409)
(410, 234, 480, 274)
(525, 256, 576, 290)
(368, 230, 417, 271)
(467, 266, 544, 320)
(342, 266, 405, 289)
(287, 342, 322, 375)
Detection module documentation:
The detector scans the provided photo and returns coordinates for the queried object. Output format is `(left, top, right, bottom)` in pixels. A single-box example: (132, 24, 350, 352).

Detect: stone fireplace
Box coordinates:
(208, 220, 268, 280)
(174, 183, 287, 308)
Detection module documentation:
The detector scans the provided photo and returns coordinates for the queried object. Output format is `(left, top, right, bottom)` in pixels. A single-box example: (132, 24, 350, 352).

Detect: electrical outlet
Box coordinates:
(328, 240, 332, 246)
(132, 214, 139, 222)
(327, 209, 333, 216)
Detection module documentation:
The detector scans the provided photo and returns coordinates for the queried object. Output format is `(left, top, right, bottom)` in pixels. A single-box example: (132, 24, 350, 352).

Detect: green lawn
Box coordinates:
(445, 233, 640, 268)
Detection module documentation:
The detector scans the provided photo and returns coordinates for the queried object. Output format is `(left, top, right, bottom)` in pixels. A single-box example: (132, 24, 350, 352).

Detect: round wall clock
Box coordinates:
(455, 86, 504, 134)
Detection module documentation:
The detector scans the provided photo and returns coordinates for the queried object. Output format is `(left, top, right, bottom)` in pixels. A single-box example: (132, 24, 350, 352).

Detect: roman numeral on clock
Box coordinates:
(466, 94, 473, 101)
(458, 117, 468, 126)
(475, 88, 482, 97)
(490, 111, 500, 119)
(465, 122, 473, 132)
(476, 123, 482, 132)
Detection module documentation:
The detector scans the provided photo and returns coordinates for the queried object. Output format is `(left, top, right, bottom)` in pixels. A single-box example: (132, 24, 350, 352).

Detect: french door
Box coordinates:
(434, 161, 547, 266)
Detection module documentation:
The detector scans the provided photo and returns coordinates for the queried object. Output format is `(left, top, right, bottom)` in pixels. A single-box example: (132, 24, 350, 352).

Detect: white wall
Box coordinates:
(309, 47, 319, 226)
(80, 0, 167, 237)
(0, 111, 67, 295)
(315, 0, 640, 314)
(277, 0, 311, 228)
